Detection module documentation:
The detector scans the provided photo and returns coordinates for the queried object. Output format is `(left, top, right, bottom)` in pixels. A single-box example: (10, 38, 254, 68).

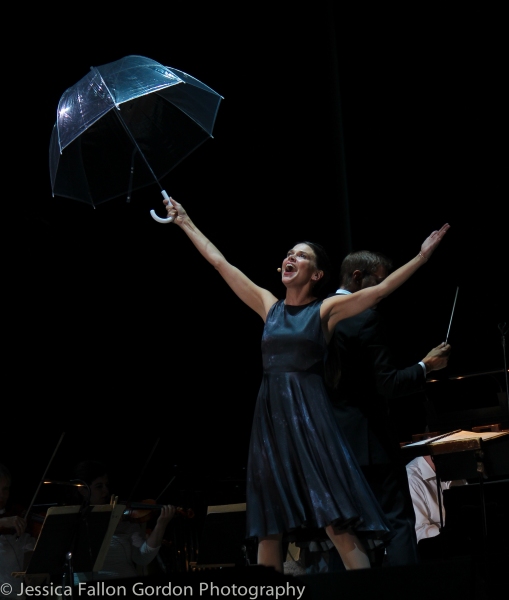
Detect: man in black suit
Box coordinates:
(327, 250, 451, 567)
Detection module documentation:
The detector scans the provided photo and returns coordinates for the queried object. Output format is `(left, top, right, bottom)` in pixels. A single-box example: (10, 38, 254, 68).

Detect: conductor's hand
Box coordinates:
(422, 342, 451, 373)
(420, 223, 450, 260)
(164, 196, 188, 226)
(0, 515, 27, 537)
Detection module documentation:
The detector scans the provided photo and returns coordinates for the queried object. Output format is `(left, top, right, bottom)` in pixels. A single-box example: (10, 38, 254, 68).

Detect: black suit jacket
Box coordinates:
(328, 293, 426, 466)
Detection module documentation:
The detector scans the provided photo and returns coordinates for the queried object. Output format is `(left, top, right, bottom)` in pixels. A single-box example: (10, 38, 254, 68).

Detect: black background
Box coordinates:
(3, 3, 507, 510)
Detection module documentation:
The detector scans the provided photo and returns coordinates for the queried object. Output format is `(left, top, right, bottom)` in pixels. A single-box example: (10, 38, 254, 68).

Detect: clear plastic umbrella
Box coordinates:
(49, 55, 223, 223)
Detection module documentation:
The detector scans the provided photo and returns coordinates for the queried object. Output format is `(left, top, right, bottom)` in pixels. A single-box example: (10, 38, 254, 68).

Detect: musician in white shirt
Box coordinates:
(406, 455, 467, 543)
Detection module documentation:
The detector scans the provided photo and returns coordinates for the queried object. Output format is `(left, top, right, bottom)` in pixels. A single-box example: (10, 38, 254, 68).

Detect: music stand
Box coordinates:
(16, 503, 125, 590)
(190, 503, 255, 570)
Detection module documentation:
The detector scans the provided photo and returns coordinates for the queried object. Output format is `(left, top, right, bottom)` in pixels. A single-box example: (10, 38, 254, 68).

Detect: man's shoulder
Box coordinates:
(406, 456, 422, 470)
(406, 456, 424, 477)
(406, 456, 434, 478)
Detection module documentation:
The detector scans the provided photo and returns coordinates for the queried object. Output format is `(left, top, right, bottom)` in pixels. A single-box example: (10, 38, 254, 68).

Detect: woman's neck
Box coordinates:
(284, 288, 317, 306)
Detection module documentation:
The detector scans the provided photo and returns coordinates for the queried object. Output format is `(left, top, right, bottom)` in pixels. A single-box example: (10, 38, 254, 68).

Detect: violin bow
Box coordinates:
(17, 432, 65, 539)
(125, 437, 160, 504)
(156, 476, 194, 519)
(155, 476, 176, 503)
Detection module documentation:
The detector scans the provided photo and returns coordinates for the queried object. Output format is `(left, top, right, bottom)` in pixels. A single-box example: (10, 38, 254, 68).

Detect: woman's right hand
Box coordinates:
(164, 196, 187, 225)
(0, 515, 27, 537)
(420, 223, 450, 260)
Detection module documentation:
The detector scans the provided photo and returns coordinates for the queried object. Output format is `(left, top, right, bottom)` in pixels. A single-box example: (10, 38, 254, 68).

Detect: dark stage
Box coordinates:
(3, 3, 508, 597)
(44, 557, 509, 599)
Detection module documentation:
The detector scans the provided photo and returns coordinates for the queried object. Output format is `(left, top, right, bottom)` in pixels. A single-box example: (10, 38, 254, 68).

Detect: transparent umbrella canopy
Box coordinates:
(49, 55, 223, 222)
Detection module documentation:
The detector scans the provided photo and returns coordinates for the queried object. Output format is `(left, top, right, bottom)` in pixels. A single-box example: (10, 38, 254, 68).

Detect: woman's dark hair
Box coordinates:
(300, 241, 333, 299)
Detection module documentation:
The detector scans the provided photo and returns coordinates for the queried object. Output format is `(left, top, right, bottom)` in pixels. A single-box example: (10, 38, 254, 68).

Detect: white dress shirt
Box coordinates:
(406, 456, 467, 543)
(0, 509, 36, 598)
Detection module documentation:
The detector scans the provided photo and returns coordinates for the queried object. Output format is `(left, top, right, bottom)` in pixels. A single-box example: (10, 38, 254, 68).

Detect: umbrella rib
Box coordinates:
(113, 110, 163, 191)
(91, 66, 119, 109)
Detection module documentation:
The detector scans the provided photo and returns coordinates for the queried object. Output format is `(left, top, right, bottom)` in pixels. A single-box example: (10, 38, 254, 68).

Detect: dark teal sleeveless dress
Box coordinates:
(246, 299, 392, 542)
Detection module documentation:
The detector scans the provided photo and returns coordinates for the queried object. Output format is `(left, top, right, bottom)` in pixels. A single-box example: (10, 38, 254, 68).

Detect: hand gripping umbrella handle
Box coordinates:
(150, 191, 174, 223)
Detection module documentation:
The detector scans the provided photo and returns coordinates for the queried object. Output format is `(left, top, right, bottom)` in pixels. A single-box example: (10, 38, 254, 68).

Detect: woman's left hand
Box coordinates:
(156, 505, 176, 527)
(420, 223, 450, 259)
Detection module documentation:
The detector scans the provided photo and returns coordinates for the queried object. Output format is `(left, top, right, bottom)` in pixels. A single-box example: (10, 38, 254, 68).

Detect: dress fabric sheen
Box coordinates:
(246, 299, 393, 541)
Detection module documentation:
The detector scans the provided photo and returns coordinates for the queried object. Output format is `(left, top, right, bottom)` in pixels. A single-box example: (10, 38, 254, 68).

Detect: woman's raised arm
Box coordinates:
(164, 196, 277, 320)
(322, 223, 450, 334)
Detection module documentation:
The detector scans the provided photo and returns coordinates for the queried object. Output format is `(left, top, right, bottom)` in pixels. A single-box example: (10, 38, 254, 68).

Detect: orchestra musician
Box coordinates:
(406, 454, 468, 560)
(0, 463, 36, 599)
(66, 460, 176, 583)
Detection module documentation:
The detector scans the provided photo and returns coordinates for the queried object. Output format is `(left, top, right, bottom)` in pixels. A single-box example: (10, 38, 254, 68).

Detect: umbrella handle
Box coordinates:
(150, 191, 174, 223)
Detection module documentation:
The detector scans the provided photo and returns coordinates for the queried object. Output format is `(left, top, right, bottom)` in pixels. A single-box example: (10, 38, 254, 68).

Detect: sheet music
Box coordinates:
(404, 429, 507, 448)
(93, 503, 126, 571)
(207, 503, 246, 514)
